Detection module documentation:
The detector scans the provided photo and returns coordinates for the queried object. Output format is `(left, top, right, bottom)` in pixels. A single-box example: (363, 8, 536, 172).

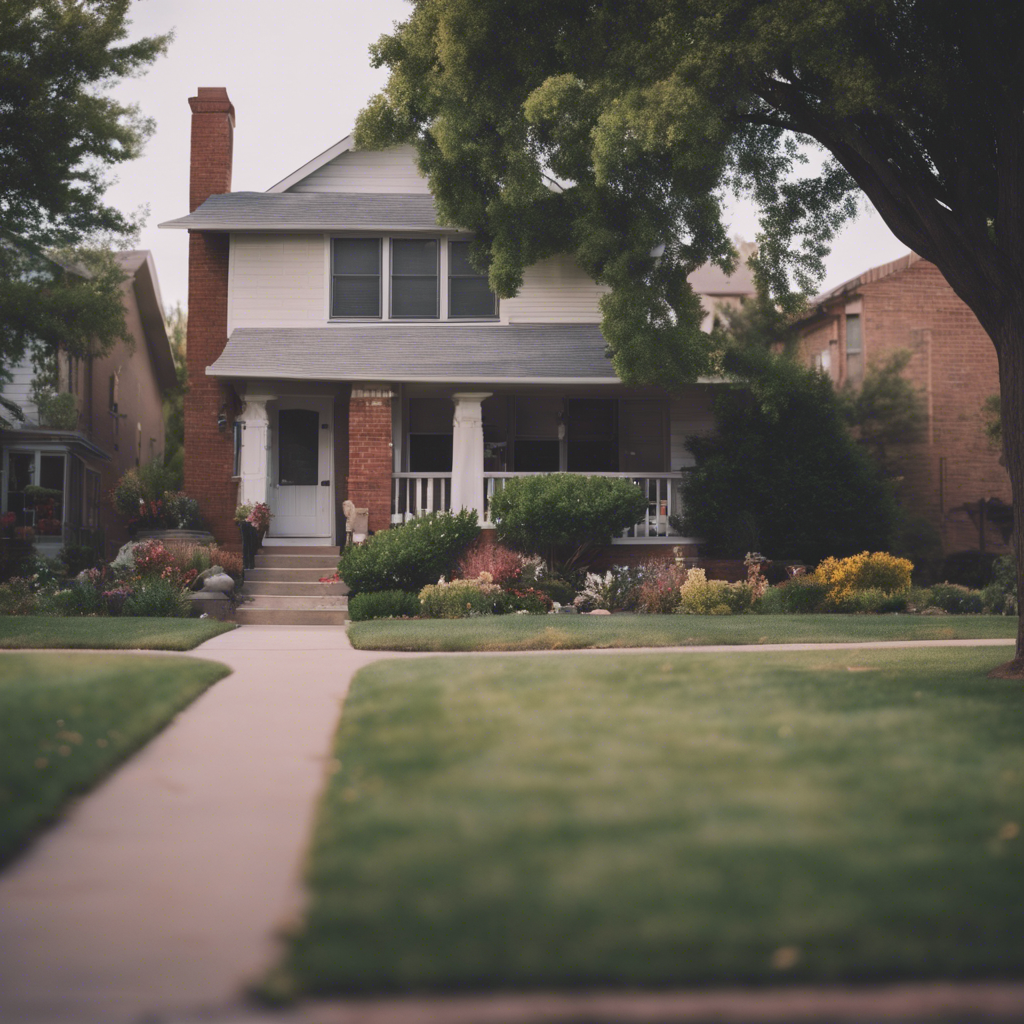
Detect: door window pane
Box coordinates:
(391, 239, 438, 318)
(278, 409, 319, 486)
(331, 238, 381, 318)
(449, 241, 497, 318)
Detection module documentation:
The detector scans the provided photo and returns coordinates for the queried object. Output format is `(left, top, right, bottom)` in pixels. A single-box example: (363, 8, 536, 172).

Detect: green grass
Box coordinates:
(0, 652, 230, 864)
(0, 616, 236, 650)
(347, 612, 1019, 651)
(284, 647, 1024, 993)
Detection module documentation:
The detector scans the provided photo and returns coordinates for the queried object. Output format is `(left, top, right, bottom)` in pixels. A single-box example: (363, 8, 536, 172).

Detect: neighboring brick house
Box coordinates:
(0, 251, 177, 559)
(161, 88, 755, 557)
(791, 253, 1011, 555)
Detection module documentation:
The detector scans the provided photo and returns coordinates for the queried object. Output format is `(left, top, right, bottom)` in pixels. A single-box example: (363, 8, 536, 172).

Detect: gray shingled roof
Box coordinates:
(159, 192, 451, 231)
(207, 324, 621, 382)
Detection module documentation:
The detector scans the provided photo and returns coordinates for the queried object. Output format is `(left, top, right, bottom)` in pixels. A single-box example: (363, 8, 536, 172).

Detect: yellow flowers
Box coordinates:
(815, 551, 913, 608)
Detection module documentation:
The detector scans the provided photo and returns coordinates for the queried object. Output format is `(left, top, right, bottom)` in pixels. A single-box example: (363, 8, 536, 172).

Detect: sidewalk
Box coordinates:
(0, 625, 379, 1024)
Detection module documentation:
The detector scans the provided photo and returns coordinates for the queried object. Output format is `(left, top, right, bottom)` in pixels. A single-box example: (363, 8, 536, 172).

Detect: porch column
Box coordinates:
(237, 393, 273, 506)
(451, 392, 491, 523)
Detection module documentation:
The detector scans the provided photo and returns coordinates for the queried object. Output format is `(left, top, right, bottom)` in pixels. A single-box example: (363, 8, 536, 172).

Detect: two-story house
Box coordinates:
(791, 253, 1012, 557)
(0, 250, 177, 560)
(162, 88, 754, 559)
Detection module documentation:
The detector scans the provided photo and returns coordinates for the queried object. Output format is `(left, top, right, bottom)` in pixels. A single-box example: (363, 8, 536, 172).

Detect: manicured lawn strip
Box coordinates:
(0, 616, 236, 650)
(347, 613, 1018, 651)
(0, 653, 230, 865)
(286, 647, 1024, 992)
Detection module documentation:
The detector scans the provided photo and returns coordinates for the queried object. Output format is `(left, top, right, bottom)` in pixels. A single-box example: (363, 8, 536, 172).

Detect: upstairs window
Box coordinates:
(449, 241, 497, 318)
(845, 313, 863, 385)
(391, 239, 438, 318)
(331, 238, 381, 318)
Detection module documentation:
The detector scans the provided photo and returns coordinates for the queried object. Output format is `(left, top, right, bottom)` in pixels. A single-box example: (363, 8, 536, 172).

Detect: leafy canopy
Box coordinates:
(0, 0, 169, 418)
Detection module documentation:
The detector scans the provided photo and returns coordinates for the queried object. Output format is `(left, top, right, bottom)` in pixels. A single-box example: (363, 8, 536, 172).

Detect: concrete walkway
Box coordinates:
(0, 626, 383, 1024)
(0, 626, 1021, 1024)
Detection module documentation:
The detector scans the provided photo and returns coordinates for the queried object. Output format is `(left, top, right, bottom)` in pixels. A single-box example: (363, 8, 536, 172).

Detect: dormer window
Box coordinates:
(390, 238, 438, 318)
(331, 238, 381, 318)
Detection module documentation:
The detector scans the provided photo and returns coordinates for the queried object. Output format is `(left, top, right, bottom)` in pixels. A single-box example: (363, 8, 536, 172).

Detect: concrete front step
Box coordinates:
(243, 581, 347, 597)
(257, 545, 340, 556)
(235, 607, 348, 626)
(245, 567, 343, 584)
(241, 596, 348, 611)
(254, 553, 341, 569)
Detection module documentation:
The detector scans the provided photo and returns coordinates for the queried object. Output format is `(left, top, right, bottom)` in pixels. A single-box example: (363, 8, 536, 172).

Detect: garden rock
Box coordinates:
(201, 573, 235, 595)
(588, 608, 612, 615)
(192, 566, 226, 591)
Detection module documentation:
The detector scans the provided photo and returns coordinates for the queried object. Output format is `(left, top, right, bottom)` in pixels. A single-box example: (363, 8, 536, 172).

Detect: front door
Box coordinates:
(271, 398, 332, 537)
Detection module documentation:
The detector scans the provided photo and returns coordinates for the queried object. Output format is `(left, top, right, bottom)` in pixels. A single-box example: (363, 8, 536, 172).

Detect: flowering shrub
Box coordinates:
(1, 511, 16, 531)
(111, 468, 145, 519)
(744, 552, 770, 601)
(129, 540, 198, 590)
(498, 586, 554, 614)
(0, 577, 37, 615)
(678, 568, 753, 615)
(575, 571, 617, 611)
(815, 551, 913, 607)
(635, 561, 688, 614)
(103, 586, 133, 616)
(457, 540, 525, 588)
(419, 574, 502, 618)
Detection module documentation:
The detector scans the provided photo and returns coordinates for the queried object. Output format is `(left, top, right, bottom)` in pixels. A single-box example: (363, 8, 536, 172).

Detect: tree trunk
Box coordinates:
(995, 319, 1024, 665)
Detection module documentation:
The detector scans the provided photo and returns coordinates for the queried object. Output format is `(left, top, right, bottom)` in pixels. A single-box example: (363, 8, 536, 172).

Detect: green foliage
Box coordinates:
(338, 511, 481, 594)
(834, 589, 909, 614)
(983, 394, 1002, 449)
(489, 475, 649, 569)
(121, 578, 191, 618)
(162, 492, 202, 530)
(0, 1, 167, 409)
(36, 583, 103, 617)
(348, 590, 421, 621)
(755, 577, 831, 615)
(838, 351, 926, 476)
(0, 578, 37, 616)
(982, 555, 1018, 616)
(677, 569, 753, 615)
(682, 348, 898, 563)
(34, 389, 79, 430)
(163, 303, 187, 489)
(926, 583, 985, 615)
(418, 577, 501, 618)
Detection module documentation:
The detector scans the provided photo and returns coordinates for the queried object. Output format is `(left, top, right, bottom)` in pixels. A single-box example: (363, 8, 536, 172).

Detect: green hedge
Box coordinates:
(348, 590, 421, 621)
(338, 510, 480, 594)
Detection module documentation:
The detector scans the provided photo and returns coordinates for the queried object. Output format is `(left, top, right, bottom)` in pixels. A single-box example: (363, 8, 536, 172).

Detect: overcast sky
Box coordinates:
(106, 0, 912, 314)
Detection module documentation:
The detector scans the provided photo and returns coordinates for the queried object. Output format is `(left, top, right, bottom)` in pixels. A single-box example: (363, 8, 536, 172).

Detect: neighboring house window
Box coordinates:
(4, 451, 65, 535)
(331, 238, 381, 318)
(448, 241, 497, 319)
(390, 238, 438, 318)
(845, 313, 864, 385)
(84, 469, 101, 528)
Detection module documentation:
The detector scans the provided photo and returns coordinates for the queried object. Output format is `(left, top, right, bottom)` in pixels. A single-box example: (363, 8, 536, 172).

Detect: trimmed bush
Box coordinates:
(982, 555, 1018, 615)
(755, 576, 830, 614)
(489, 474, 649, 569)
(927, 583, 985, 615)
(836, 588, 909, 614)
(121, 577, 191, 618)
(338, 511, 480, 594)
(678, 568, 753, 615)
(349, 590, 421, 621)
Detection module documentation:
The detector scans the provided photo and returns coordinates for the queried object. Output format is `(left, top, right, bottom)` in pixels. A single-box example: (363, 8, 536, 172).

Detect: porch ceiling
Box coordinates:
(207, 324, 625, 383)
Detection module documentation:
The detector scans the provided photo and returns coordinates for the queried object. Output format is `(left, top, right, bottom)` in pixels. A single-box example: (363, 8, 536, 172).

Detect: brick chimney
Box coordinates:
(184, 87, 238, 546)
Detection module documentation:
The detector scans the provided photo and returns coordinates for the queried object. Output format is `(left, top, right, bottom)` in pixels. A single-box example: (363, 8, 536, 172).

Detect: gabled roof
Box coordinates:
(158, 192, 451, 232)
(266, 134, 357, 193)
(115, 251, 178, 394)
(812, 251, 920, 305)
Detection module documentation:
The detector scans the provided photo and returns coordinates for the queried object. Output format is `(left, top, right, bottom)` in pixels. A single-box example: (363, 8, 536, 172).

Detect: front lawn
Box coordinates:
(0, 653, 230, 864)
(283, 647, 1024, 993)
(347, 612, 1018, 651)
(0, 616, 236, 650)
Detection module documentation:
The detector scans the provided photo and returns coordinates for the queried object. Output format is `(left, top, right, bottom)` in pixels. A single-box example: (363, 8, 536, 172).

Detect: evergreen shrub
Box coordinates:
(338, 510, 480, 594)
(927, 583, 985, 615)
(121, 577, 191, 617)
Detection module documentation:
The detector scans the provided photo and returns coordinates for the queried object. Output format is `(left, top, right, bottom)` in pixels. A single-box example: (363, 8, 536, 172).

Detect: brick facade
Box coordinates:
(794, 256, 1011, 555)
(347, 388, 393, 534)
(183, 89, 239, 546)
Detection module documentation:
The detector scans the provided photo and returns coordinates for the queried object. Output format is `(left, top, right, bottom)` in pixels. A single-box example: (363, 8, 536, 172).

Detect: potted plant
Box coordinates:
(234, 501, 272, 569)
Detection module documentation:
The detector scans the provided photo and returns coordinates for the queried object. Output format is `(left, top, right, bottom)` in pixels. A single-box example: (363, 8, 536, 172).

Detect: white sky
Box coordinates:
(106, 0, 912, 313)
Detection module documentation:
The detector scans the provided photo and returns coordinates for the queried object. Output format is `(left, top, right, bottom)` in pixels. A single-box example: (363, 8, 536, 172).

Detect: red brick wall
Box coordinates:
(348, 389, 393, 534)
(794, 259, 1010, 556)
(333, 387, 350, 539)
(183, 88, 238, 546)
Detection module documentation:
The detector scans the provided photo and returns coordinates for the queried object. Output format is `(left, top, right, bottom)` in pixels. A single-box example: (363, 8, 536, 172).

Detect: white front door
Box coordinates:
(270, 398, 333, 537)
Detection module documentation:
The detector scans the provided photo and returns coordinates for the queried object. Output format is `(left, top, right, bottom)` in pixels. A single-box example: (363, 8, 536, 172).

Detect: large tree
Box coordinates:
(0, 0, 168, 422)
(357, 0, 1024, 663)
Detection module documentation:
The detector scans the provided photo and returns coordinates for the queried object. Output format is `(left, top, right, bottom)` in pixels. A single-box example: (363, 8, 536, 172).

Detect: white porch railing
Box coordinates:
(391, 473, 452, 524)
(390, 471, 686, 539)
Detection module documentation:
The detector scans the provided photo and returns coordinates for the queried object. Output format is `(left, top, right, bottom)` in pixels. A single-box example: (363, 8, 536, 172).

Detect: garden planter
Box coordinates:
(238, 522, 259, 570)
